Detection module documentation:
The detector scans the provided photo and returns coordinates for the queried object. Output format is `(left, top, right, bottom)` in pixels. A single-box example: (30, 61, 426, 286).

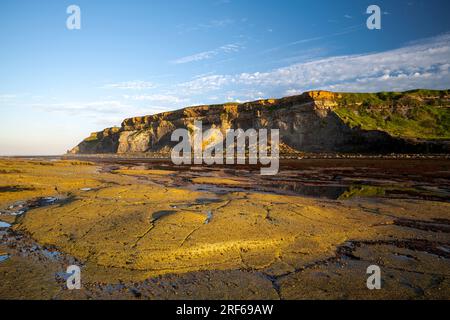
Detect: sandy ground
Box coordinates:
(0, 158, 449, 299)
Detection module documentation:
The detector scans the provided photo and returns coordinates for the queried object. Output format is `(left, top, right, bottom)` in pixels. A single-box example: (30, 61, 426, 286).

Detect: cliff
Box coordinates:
(69, 89, 450, 155)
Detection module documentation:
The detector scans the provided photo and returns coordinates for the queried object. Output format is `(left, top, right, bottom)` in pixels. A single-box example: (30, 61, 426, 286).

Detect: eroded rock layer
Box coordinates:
(70, 90, 450, 155)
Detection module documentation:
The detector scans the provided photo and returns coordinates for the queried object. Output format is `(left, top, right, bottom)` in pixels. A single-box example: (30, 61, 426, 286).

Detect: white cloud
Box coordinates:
(32, 98, 179, 122)
(284, 89, 303, 96)
(262, 25, 362, 54)
(0, 94, 17, 99)
(171, 43, 242, 64)
(102, 80, 155, 90)
(206, 19, 234, 28)
(0, 94, 18, 104)
(178, 33, 450, 99)
(177, 18, 235, 34)
(34, 100, 132, 115)
(225, 89, 266, 102)
(179, 74, 231, 93)
(123, 94, 187, 104)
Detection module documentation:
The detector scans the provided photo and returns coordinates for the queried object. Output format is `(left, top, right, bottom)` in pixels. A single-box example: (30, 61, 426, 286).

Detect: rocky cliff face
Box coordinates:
(69, 90, 450, 155)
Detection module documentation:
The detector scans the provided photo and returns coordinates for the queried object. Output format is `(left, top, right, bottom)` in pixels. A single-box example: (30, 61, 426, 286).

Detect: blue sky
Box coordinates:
(1, 0, 450, 155)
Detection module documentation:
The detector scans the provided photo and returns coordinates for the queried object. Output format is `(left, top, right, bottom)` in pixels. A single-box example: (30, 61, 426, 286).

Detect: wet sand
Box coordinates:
(0, 157, 449, 299)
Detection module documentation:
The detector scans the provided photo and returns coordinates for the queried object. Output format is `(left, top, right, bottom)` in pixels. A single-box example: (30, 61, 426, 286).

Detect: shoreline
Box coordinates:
(2, 152, 450, 162)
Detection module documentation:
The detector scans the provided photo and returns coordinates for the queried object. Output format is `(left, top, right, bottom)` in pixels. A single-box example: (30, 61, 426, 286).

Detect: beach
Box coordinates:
(0, 157, 449, 299)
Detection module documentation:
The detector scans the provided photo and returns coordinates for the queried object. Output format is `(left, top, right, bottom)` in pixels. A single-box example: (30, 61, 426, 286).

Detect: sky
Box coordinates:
(1, 0, 450, 155)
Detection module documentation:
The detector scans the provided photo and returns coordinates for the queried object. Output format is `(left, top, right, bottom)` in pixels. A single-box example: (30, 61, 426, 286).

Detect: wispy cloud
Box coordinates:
(0, 94, 18, 106)
(31, 99, 168, 127)
(0, 94, 17, 100)
(178, 33, 450, 98)
(203, 19, 234, 28)
(261, 24, 363, 54)
(102, 80, 155, 90)
(178, 74, 230, 93)
(171, 43, 242, 64)
(123, 94, 187, 104)
(34, 100, 132, 115)
(177, 18, 235, 34)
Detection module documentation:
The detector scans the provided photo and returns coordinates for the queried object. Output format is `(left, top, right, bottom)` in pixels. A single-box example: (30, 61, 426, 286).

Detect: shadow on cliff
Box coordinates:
(71, 92, 450, 155)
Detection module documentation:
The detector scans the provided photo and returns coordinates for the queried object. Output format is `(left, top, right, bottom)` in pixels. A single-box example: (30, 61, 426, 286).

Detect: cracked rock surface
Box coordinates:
(0, 158, 449, 299)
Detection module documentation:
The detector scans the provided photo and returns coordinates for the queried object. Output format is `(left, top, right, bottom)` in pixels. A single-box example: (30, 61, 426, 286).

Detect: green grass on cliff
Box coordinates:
(84, 135, 99, 142)
(334, 90, 450, 140)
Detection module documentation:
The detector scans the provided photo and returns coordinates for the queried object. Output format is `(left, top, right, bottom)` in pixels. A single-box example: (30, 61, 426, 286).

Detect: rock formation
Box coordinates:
(70, 90, 450, 155)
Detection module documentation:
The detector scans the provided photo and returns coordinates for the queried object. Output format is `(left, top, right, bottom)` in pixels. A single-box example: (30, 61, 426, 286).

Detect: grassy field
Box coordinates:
(334, 90, 450, 139)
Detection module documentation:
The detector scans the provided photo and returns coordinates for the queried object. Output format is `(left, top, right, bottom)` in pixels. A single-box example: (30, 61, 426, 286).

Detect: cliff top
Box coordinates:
(79, 89, 450, 149)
